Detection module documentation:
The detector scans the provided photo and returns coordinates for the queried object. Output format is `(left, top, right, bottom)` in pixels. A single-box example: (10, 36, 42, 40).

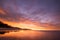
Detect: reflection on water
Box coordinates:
(0, 30, 60, 40)
(0, 30, 19, 35)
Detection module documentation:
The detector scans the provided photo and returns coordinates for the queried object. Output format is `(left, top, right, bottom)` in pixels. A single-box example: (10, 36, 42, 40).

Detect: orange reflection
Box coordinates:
(1, 30, 45, 38)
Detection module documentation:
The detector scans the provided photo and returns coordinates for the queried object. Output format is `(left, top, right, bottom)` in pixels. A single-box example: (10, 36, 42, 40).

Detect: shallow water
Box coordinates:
(0, 30, 60, 40)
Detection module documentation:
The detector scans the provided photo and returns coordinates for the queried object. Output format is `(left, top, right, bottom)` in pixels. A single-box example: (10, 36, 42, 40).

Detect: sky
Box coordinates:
(0, 0, 60, 30)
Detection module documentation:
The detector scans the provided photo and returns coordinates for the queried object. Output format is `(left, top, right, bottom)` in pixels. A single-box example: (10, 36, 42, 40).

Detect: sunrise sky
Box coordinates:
(0, 0, 60, 30)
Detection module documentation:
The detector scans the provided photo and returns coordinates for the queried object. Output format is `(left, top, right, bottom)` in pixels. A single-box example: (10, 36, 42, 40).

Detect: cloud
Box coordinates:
(0, 0, 60, 29)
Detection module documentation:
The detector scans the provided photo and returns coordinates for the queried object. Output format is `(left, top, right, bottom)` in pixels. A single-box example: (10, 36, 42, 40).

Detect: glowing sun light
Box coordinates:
(19, 22, 43, 30)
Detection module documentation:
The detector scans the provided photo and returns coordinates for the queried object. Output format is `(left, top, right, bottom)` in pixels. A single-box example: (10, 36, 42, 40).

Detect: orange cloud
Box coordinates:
(0, 8, 6, 15)
(0, 18, 60, 30)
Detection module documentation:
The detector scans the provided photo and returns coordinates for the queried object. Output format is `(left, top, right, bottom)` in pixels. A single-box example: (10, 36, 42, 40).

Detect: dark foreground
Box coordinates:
(0, 30, 60, 40)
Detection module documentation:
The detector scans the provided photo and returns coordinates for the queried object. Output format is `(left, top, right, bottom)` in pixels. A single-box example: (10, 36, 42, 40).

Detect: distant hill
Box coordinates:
(0, 21, 30, 30)
(0, 21, 13, 28)
(0, 21, 20, 29)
